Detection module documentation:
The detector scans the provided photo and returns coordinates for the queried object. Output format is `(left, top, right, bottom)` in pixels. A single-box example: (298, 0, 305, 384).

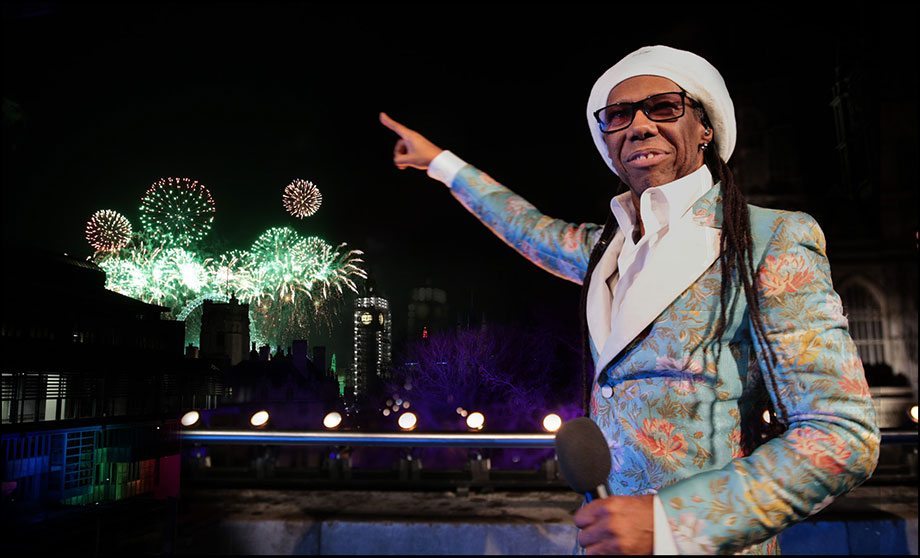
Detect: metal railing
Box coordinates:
(180, 429, 917, 447)
(180, 430, 555, 447)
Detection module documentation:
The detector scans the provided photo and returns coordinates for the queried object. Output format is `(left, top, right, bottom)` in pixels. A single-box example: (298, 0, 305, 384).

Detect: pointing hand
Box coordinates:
(379, 112, 443, 171)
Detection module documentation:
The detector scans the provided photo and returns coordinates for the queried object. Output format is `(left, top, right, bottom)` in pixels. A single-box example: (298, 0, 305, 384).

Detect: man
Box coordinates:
(381, 45, 879, 555)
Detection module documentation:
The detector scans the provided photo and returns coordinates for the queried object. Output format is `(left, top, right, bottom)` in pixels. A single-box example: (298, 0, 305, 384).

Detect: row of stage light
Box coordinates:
(179, 409, 567, 433)
(181, 405, 918, 432)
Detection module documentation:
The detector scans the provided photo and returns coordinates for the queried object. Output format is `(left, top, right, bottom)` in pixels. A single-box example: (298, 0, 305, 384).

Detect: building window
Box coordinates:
(840, 280, 886, 366)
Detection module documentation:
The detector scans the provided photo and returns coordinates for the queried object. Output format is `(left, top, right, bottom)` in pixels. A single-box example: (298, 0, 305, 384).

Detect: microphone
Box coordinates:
(554, 417, 612, 502)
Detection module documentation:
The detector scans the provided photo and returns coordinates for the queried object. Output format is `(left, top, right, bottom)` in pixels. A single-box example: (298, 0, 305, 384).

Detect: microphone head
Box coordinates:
(554, 417, 612, 494)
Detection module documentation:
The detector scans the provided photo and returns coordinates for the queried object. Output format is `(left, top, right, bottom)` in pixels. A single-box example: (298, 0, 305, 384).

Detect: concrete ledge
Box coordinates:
(209, 520, 578, 555)
(177, 488, 917, 555)
(7, 485, 914, 554)
(189, 516, 920, 555)
(322, 522, 577, 555)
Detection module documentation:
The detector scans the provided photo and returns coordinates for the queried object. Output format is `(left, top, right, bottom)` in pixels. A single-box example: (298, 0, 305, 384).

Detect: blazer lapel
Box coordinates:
(586, 229, 625, 353)
(594, 185, 724, 378)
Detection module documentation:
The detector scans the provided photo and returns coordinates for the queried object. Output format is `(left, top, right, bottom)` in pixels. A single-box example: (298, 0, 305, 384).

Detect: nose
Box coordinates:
(626, 109, 657, 141)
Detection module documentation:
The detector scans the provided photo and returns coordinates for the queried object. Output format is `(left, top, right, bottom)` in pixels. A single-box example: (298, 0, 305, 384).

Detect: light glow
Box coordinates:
(398, 412, 418, 431)
(466, 412, 485, 431)
(542, 413, 562, 433)
(250, 410, 270, 427)
(180, 410, 200, 427)
(323, 411, 343, 429)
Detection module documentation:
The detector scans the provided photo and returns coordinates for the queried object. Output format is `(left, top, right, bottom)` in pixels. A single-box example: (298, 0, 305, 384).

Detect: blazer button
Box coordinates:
(601, 386, 613, 399)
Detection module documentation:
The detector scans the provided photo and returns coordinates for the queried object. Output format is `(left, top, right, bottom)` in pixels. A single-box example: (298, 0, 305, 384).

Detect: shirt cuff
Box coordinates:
(426, 150, 467, 188)
(653, 494, 679, 555)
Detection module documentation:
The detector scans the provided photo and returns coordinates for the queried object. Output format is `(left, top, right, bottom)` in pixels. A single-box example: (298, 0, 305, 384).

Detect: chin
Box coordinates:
(639, 170, 679, 189)
(631, 175, 664, 192)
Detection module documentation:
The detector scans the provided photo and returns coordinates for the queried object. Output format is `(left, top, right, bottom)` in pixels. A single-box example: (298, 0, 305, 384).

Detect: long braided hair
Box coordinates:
(578, 110, 784, 454)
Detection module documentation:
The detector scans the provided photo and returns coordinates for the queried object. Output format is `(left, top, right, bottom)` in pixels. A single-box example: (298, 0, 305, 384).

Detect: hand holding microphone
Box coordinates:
(555, 417, 654, 555)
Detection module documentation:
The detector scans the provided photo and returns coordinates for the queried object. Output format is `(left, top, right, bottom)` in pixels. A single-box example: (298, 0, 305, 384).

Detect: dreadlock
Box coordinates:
(704, 140, 786, 453)
(578, 112, 785, 454)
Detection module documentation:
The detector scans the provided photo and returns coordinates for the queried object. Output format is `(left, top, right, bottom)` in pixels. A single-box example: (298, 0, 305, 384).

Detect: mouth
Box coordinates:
(625, 149, 668, 168)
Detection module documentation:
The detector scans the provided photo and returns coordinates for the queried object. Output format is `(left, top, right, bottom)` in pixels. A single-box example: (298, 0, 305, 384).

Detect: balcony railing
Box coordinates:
(180, 429, 917, 446)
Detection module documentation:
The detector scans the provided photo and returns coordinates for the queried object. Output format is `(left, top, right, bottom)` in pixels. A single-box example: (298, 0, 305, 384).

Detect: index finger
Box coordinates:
(379, 112, 413, 137)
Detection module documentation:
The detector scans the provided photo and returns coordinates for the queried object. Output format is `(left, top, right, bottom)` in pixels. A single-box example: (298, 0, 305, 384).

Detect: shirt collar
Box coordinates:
(609, 164, 714, 241)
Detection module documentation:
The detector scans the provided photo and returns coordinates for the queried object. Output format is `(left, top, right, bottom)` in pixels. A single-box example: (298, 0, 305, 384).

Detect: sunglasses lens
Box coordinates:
(644, 93, 684, 121)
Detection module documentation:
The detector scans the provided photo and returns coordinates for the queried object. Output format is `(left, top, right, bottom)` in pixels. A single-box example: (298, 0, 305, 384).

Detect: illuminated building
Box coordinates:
(350, 281, 391, 401)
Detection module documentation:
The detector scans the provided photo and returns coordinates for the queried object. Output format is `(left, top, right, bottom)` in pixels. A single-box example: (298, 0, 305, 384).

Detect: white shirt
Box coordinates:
(608, 165, 715, 331)
(427, 150, 711, 554)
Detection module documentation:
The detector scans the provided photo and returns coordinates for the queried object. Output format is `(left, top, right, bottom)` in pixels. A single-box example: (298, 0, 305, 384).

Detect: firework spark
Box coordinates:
(85, 171, 364, 350)
(94, 239, 206, 310)
(139, 177, 216, 247)
(94, 225, 365, 349)
(205, 249, 257, 299)
(282, 179, 322, 218)
(85, 210, 132, 252)
(94, 237, 159, 299)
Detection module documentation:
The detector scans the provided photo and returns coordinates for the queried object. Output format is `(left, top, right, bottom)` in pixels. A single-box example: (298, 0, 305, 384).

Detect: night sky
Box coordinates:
(1, 4, 900, 358)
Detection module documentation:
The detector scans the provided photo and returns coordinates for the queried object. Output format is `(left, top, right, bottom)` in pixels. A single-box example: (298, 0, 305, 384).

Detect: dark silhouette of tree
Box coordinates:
(387, 323, 581, 432)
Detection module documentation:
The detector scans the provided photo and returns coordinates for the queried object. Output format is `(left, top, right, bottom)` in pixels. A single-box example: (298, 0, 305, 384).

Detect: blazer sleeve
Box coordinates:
(448, 164, 604, 285)
(657, 211, 881, 554)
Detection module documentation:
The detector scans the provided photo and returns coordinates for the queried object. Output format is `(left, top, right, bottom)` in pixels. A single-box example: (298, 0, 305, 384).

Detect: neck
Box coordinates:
(624, 163, 707, 239)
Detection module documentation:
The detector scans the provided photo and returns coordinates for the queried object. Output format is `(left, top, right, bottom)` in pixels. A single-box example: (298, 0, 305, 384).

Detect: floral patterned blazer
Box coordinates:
(447, 164, 880, 555)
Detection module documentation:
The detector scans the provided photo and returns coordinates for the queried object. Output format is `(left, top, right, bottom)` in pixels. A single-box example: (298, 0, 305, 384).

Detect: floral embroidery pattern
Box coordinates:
(504, 196, 536, 217)
(636, 418, 688, 470)
(759, 253, 815, 297)
(788, 428, 853, 475)
(451, 167, 600, 285)
(561, 226, 584, 253)
(670, 513, 717, 554)
(656, 355, 704, 374)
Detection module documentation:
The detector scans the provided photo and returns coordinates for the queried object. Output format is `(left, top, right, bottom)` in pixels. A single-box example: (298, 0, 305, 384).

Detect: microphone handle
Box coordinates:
(584, 483, 610, 502)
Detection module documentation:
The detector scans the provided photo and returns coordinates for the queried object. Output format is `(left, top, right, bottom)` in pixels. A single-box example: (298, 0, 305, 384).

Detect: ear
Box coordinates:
(698, 125, 713, 148)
